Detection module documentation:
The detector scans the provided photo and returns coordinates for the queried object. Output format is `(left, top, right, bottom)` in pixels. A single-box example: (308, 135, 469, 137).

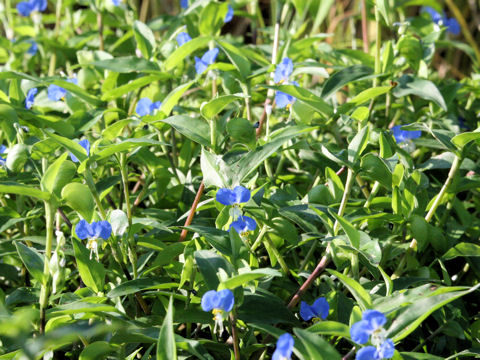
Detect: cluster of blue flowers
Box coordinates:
(201, 289, 234, 335)
(274, 57, 298, 109)
(423, 7, 460, 35)
(216, 185, 256, 235)
(351, 310, 394, 360)
(75, 219, 112, 260)
(16, 0, 46, 16)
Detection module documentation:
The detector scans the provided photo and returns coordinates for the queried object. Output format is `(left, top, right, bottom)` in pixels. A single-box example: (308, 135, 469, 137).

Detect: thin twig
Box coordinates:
(179, 181, 205, 242)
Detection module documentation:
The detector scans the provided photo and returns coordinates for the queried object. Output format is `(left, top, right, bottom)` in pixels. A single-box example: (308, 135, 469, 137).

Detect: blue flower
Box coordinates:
(299, 297, 329, 321)
(75, 219, 112, 259)
(176, 32, 192, 47)
(423, 7, 460, 35)
(112, 0, 120, 5)
(351, 310, 394, 360)
(391, 125, 421, 144)
(47, 78, 77, 101)
(70, 139, 90, 163)
(180, 0, 188, 9)
(195, 48, 219, 75)
(275, 81, 298, 109)
(25, 88, 37, 109)
(229, 216, 257, 235)
(0, 145, 7, 166)
(201, 289, 234, 335)
(224, 5, 234, 23)
(216, 185, 250, 206)
(26, 40, 38, 55)
(16, 0, 47, 16)
(272, 333, 294, 360)
(135, 98, 162, 117)
(274, 57, 293, 84)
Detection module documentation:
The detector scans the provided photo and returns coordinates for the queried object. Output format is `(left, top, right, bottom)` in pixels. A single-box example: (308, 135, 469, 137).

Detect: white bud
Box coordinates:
(109, 209, 128, 236)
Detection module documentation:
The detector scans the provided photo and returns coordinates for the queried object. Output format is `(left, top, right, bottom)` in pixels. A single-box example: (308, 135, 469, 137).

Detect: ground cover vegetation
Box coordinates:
(1, 0, 480, 359)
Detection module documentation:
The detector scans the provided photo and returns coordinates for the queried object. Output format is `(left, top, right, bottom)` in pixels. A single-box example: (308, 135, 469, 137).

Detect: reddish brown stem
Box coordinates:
(360, 0, 369, 53)
(230, 313, 241, 360)
(179, 181, 205, 242)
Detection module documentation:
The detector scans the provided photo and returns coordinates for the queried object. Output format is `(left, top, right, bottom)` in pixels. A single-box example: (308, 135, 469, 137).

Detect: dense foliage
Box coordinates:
(1, 0, 480, 359)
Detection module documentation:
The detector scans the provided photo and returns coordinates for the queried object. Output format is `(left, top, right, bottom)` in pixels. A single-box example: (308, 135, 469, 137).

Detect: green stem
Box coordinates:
(84, 168, 106, 220)
(364, 181, 380, 208)
(39, 201, 56, 334)
(333, 168, 355, 234)
(264, 235, 289, 274)
(48, 0, 63, 76)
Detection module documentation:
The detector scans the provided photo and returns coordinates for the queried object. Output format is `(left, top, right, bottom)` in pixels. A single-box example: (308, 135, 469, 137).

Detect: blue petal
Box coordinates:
(377, 339, 395, 359)
(217, 289, 234, 312)
(195, 57, 208, 75)
(350, 320, 372, 344)
(422, 6, 443, 24)
(216, 188, 236, 205)
(136, 98, 153, 116)
(392, 125, 420, 143)
(312, 297, 329, 320)
(78, 139, 90, 157)
(243, 216, 257, 231)
(17, 2, 33, 16)
(112, 0, 120, 5)
(25, 88, 37, 109)
(67, 77, 78, 86)
(201, 290, 218, 312)
(26, 40, 38, 55)
(356, 346, 378, 360)
(224, 5, 234, 23)
(447, 17, 460, 35)
(362, 310, 387, 331)
(150, 101, 162, 113)
(299, 301, 316, 321)
(91, 220, 112, 239)
(273, 333, 294, 359)
(201, 48, 219, 65)
(47, 84, 66, 101)
(75, 219, 92, 240)
(31, 0, 47, 12)
(229, 216, 256, 233)
(0, 145, 6, 154)
(275, 91, 294, 109)
(176, 32, 192, 46)
(232, 186, 250, 204)
(180, 0, 188, 9)
(274, 57, 293, 84)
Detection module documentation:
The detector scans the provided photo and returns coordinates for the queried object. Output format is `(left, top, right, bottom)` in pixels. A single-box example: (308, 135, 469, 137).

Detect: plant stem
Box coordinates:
(84, 168, 106, 220)
(360, 0, 369, 53)
(179, 181, 205, 242)
(333, 168, 355, 234)
(364, 181, 380, 208)
(264, 235, 289, 274)
(97, 12, 104, 51)
(39, 201, 56, 334)
(48, 0, 63, 76)
(230, 313, 241, 360)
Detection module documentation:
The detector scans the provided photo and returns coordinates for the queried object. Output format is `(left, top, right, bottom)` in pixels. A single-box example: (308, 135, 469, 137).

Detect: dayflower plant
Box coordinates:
(195, 48, 219, 75)
(273, 57, 297, 109)
(70, 139, 90, 163)
(273, 333, 294, 360)
(47, 77, 78, 101)
(216, 185, 250, 219)
(75, 219, 112, 260)
(16, 0, 47, 16)
(25, 88, 37, 109)
(423, 7, 460, 35)
(350, 310, 395, 360)
(229, 216, 256, 236)
(392, 125, 421, 152)
(180, 0, 188, 9)
(176, 32, 192, 46)
(201, 289, 234, 335)
(136, 98, 162, 117)
(299, 297, 329, 321)
(26, 39, 38, 55)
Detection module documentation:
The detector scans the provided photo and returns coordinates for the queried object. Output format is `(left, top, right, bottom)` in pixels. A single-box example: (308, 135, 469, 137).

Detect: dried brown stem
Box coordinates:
(179, 181, 205, 242)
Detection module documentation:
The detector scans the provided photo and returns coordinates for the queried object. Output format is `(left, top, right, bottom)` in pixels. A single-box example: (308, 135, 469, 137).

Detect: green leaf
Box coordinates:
(133, 20, 156, 59)
(442, 243, 480, 260)
(164, 37, 212, 71)
(377, 0, 392, 25)
(161, 116, 211, 148)
(93, 138, 167, 161)
(347, 125, 369, 163)
(194, 250, 233, 290)
(49, 79, 103, 107)
(0, 182, 50, 200)
(387, 284, 480, 341)
(79, 341, 117, 360)
(341, 86, 392, 112)
(267, 85, 333, 117)
(200, 149, 228, 188)
(107, 278, 179, 298)
(393, 75, 447, 111)
(72, 238, 106, 293)
(294, 328, 341, 360)
(200, 94, 246, 119)
(226, 118, 255, 145)
(5, 144, 28, 173)
(330, 212, 360, 248)
(307, 321, 350, 338)
(360, 154, 392, 189)
(101, 75, 170, 101)
(199, 2, 228, 36)
(220, 268, 281, 289)
(217, 40, 251, 79)
(45, 131, 88, 163)
(451, 130, 480, 150)
(15, 242, 45, 284)
(321, 65, 374, 98)
(157, 297, 177, 360)
(160, 80, 194, 116)
(61, 183, 95, 222)
(41, 154, 76, 197)
(90, 56, 161, 73)
(327, 269, 372, 310)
